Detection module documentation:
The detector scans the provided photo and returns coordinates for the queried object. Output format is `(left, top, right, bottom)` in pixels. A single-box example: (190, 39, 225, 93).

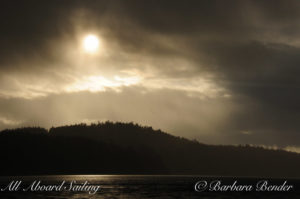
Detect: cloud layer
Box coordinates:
(0, 0, 300, 150)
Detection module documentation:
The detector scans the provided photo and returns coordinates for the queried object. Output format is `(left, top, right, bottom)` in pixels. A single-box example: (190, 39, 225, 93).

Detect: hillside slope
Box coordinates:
(0, 122, 299, 177)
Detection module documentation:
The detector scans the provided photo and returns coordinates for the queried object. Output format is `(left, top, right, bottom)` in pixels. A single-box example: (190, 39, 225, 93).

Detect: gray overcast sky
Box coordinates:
(0, 0, 300, 151)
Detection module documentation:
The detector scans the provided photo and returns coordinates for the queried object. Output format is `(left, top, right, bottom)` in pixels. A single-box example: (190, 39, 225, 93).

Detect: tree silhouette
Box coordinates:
(0, 122, 300, 177)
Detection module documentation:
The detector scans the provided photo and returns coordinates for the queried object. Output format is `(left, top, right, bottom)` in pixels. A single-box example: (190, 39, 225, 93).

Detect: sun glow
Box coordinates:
(65, 75, 141, 93)
(83, 34, 99, 53)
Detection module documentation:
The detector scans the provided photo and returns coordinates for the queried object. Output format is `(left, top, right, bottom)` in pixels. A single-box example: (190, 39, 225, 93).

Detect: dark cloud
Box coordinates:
(0, 1, 71, 67)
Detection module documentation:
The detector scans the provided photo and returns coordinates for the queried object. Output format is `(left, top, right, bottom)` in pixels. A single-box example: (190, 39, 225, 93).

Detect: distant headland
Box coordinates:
(1, 121, 299, 178)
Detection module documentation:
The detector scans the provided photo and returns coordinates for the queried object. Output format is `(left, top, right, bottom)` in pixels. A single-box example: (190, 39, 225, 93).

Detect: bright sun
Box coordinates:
(83, 34, 99, 53)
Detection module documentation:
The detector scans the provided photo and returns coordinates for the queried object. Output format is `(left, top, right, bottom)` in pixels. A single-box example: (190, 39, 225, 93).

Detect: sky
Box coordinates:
(0, 0, 300, 151)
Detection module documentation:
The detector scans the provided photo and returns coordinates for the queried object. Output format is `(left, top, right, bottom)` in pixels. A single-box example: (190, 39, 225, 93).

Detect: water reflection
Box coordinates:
(0, 175, 299, 199)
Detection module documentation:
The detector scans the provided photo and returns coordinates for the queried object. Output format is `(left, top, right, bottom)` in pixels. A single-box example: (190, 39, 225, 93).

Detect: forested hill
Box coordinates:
(1, 122, 300, 177)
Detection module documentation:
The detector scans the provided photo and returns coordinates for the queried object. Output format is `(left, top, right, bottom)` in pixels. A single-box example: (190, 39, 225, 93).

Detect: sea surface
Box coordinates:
(0, 175, 299, 199)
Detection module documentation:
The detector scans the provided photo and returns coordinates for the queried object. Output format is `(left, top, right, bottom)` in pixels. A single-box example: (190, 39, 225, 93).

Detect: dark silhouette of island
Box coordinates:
(0, 122, 299, 177)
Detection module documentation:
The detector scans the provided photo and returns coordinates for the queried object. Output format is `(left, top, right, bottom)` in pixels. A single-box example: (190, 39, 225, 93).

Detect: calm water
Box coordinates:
(0, 175, 299, 199)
